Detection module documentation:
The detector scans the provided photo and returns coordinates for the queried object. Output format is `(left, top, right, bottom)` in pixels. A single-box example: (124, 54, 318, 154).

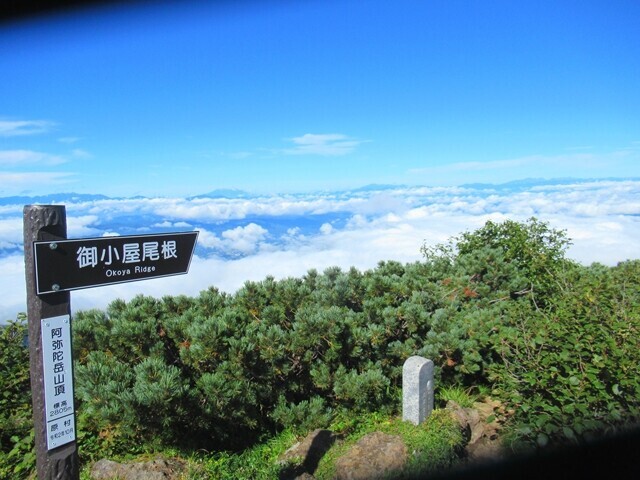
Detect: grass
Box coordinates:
(436, 384, 488, 409)
(78, 409, 465, 480)
(314, 409, 463, 479)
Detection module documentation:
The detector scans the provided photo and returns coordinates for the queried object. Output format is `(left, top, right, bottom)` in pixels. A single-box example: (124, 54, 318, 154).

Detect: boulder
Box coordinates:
(447, 400, 483, 444)
(333, 431, 407, 480)
(446, 398, 505, 463)
(90, 457, 186, 480)
(292, 473, 316, 480)
(278, 429, 337, 479)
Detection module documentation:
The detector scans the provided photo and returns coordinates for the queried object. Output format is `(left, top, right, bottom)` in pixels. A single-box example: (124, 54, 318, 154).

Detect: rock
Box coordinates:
(278, 429, 336, 479)
(90, 457, 186, 480)
(279, 429, 337, 468)
(91, 460, 123, 480)
(292, 473, 316, 480)
(333, 431, 407, 480)
(446, 400, 483, 444)
(446, 398, 506, 463)
(467, 399, 505, 462)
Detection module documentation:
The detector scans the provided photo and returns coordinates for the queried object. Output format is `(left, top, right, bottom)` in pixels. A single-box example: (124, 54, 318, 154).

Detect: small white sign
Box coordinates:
(41, 315, 75, 450)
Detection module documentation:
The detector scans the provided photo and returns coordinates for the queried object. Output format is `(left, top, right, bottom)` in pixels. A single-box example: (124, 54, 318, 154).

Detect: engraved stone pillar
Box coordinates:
(402, 356, 435, 425)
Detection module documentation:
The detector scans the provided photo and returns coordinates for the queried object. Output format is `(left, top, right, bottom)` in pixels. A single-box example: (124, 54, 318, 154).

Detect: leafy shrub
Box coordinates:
(489, 261, 640, 447)
(0, 316, 35, 479)
(422, 217, 572, 306)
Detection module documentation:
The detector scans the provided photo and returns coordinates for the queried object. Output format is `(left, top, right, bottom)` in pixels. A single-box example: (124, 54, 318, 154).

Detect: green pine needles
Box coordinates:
(2, 218, 639, 477)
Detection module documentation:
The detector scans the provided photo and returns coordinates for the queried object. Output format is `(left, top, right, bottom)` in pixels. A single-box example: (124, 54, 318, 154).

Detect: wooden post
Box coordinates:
(23, 205, 79, 480)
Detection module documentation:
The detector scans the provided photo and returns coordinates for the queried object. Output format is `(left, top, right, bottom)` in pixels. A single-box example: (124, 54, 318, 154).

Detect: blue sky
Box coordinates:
(1, 1, 640, 320)
(1, 0, 639, 197)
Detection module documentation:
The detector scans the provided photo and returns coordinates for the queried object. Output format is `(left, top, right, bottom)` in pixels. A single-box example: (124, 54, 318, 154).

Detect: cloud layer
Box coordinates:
(0, 119, 55, 137)
(1, 179, 639, 321)
(283, 133, 365, 156)
(0, 150, 66, 166)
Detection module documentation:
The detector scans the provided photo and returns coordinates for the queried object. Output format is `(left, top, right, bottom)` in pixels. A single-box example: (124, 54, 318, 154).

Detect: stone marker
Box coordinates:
(402, 356, 434, 425)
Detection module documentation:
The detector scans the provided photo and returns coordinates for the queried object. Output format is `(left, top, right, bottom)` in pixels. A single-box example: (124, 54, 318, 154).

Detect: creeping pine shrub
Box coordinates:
(67, 219, 640, 459)
(271, 396, 333, 435)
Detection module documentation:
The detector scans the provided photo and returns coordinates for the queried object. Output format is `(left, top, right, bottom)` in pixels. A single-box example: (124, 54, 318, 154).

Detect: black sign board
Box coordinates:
(34, 231, 198, 294)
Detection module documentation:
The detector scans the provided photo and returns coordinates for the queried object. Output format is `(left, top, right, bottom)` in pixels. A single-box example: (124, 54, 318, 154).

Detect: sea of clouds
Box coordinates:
(1, 179, 639, 322)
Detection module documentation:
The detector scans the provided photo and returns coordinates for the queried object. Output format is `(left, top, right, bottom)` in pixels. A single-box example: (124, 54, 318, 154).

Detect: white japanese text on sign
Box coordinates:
(76, 240, 178, 269)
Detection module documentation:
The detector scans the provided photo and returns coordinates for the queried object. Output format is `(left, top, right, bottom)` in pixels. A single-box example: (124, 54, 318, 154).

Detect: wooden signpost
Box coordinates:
(24, 205, 77, 480)
(23, 205, 198, 479)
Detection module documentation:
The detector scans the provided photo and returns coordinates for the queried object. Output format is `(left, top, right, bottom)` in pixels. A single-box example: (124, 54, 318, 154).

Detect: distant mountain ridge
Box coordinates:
(187, 188, 254, 200)
(2, 177, 638, 205)
(0, 192, 111, 206)
(461, 177, 640, 191)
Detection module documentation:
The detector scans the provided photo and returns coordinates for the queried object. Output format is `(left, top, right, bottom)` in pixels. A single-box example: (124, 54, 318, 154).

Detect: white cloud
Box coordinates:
(196, 223, 268, 254)
(58, 137, 80, 144)
(195, 228, 223, 249)
(408, 149, 640, 185)
(153, 220, 193, 228)
(75, 195, 358, 222)
(67, 215, 102, 238)
(1, 180, 639, 323)
(320, 223, 334, 235)
(409, 154, 596, 178)
(0, 172, 77, 195)
(283, 133, 365, 156)
(72, 149, 92, 159)
(221, 223, 268, 254)
(0, 254, 27, 322)
(0, 150, 66, 167)
(153, 221, 174, 228)
(0, 217, 24, 249)
(0, 119, 55, 137)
